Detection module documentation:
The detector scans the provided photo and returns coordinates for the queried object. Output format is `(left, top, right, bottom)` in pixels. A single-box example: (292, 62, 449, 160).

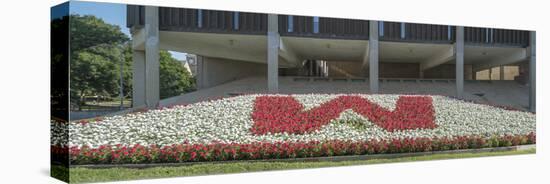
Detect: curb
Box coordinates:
(70, 144, 535, 169)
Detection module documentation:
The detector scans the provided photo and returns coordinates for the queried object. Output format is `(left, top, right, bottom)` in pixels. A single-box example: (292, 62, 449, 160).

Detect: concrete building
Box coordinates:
(181, 59, 192, 76)
(185, 54, 198, 77)
(126, 6, 535, 112)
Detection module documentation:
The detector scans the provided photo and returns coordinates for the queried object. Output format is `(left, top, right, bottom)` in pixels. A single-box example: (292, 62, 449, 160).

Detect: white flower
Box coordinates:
(53, 94, 535, 148)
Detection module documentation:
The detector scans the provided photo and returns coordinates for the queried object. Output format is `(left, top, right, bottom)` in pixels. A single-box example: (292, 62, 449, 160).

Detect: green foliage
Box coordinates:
(69, 15, 129, 52)
(68, 14, 195, 109)
(121, 45, 133, 98)
(51, 16, 71, 110)
(69, 15, 130, 109)
(51, 164, 70, 183)
(71, 45, 119, 96)
(51, 16, 69, 70)
(159, 51, 196, 99)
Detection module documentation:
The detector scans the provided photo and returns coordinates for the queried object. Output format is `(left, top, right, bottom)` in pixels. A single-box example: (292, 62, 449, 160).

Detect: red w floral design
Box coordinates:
(251, 95, 436, 135)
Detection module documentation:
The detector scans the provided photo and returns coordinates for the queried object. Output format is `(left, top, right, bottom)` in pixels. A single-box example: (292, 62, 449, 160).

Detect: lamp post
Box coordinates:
(119, 44, 124, 110)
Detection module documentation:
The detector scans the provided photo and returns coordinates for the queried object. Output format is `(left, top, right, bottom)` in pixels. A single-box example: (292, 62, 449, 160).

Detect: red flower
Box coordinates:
(67, 133, 535, 165)
(112, 153, 120, 159)
(251, 95, 436, 134)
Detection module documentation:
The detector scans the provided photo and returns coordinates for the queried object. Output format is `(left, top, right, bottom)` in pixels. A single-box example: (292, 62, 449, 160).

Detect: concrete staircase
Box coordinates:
(159, 76, 529, 110)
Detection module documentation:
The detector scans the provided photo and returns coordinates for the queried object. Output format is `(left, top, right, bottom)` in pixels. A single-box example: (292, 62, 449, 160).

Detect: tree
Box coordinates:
(159, 51, 196, 99)
(51, 15, 71, 115)
(70, 44, 123, 109)
(69, 15, 129, 109)
(67, 14, 195, 109)
(121, 44, 133, 98)
(69, 15, 128, 52)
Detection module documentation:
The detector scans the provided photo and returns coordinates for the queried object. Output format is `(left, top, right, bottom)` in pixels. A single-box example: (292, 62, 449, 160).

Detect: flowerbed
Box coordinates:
(52, 94, 536, 164)
(68, 134, 535, 164)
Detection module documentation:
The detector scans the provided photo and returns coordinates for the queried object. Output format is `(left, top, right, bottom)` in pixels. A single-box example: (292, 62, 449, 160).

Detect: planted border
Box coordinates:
(65, 133, 535, 165)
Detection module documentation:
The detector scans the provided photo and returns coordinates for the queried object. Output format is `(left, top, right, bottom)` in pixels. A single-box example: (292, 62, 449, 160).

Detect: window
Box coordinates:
(313, 17, 320, 33)
(287, 15, 294, 32)
(233, 12, 239, 30)
(379, 21, 384, 37)
(197, 10, 203, 28)
(400, 23, 406, 39)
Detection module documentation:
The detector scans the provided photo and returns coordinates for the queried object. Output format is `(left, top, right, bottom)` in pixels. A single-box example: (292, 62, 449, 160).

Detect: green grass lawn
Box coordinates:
(58, 148, 535, 183)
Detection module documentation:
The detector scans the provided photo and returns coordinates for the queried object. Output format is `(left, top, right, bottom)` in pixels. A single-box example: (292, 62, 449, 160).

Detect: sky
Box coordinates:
(68, 1, 187, 60)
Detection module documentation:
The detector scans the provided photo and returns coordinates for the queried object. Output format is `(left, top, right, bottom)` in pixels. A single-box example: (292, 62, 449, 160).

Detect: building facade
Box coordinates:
(126, 5, 536, 111)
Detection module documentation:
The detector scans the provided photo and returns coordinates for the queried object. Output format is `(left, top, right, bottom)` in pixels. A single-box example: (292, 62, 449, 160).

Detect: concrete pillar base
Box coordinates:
(131, 6, 159, 109)
(500, 66, 505, 80)
(267, 14, 279, 93)
(455, 26, 465, 98)
(529, 31, 536, 112)
(132, 51, 146, 107)
(144, 6, 160, 108)
(369, 21, 379, 93)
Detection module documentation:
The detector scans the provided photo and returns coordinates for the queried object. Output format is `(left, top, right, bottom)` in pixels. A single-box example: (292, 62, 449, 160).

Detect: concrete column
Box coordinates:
(369, 21, 379, 93)
(313, 60, 319, 76)
(464, 64, 473, 80)
(324, 61, 328, 77)
(489, 68, 493, 80)
(529, 31, 536, 112)
(132, 51, 146, 107)
(316, 60, 322, 77)
(500, 66, 505, 80)
(326, 61, 329, 77)
(322, 61, 325, 77)
(144, 6, 160, 108)
(267, 14, 279, 93)
(315, 61, 318, 76)
(455, 26, 464, 98)
(309, 60, 313, 76)
(312, 60, 316, 76)
(472, 66, 476, 80)
(195, 55, 205, 89)
(320, 61, 323, 77)
(316, 60, 323, 77)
